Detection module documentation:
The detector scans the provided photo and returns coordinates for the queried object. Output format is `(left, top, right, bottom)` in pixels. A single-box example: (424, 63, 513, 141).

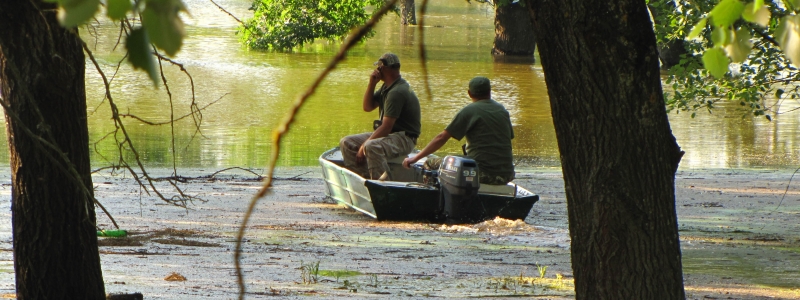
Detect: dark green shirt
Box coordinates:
(374, 78, 421, 137)
(445, 99, 514, 177)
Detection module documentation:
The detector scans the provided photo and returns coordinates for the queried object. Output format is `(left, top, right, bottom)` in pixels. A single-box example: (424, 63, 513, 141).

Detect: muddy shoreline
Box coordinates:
(0, 167, 799, 299)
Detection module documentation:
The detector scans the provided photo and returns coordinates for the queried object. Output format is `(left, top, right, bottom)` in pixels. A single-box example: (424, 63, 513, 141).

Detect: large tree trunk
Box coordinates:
(493, 2, 536, 56)
(399, 0, 416, 25)
(0, 1, 105, 299)
(525, 0, 686, 299)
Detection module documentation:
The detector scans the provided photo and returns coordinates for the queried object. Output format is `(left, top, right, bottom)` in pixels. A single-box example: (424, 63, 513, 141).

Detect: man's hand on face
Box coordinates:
(369, 65, 383, 85)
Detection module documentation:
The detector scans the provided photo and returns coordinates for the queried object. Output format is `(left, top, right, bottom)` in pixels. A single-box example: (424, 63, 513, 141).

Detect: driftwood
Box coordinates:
(107, 293, 143, 300)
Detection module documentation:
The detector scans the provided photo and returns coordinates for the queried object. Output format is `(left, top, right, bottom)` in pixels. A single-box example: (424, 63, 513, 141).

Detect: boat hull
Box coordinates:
(319, 147, 538, 222)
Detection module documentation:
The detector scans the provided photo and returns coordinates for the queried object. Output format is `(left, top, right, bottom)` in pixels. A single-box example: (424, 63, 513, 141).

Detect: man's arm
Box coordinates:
(402, 130, 452, 168)
(356, 116, 397, 163)
(370, 116, 396, 140)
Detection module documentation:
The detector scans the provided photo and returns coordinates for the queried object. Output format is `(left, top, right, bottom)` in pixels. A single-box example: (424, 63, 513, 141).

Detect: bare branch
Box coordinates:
(118, 93, 225, 125)
(233, 0, 400, 297)
(210, 0, 244, 25)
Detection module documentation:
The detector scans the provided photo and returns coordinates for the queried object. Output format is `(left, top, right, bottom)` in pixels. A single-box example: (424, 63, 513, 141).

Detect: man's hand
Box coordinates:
(402, 157, 417, 169)
(369, 68, 382, 86)
(356, 144, 366, 164)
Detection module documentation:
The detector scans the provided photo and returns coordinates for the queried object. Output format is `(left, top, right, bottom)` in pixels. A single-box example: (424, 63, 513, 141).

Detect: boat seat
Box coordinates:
(478, 183, 517, 196)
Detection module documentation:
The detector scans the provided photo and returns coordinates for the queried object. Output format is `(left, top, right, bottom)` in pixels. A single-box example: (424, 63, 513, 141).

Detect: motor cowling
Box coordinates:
(437, 155, 482, 223)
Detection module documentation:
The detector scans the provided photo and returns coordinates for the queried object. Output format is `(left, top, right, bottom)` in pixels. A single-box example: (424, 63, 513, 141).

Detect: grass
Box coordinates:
(318, 269, 362, 282)
(300, 261, 320, 284)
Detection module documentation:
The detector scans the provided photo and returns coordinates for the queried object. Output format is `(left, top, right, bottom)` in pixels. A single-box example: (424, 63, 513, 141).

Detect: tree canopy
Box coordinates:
(239, 0, 385, 51)
(655, 0, 800, 120)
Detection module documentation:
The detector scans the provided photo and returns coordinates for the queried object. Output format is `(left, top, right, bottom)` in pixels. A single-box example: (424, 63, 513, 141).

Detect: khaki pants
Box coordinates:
(424, 156, 515, 185)
(340, 132, 416, 179)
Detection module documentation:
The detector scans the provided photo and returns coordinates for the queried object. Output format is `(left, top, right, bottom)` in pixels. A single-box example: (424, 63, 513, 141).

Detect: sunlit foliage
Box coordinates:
(239, 0, 385, 51)
(654, 0, 800, 120)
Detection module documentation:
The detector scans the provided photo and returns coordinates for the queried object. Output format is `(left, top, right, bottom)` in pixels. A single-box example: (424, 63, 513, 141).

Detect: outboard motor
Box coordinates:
(437, 155, 482, 223)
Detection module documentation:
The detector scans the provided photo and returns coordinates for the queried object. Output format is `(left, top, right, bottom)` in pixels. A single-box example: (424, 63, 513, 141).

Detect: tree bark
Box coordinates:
(399, 0, 416, 25)
(493, 2, 536, 56)
(0, 1, 105, 299)
(524, 1, 686, 299)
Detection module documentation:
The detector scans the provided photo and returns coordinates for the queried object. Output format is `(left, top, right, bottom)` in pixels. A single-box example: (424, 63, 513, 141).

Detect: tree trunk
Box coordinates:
(0, 1, 105, 299)
(493, 2, 536, 56)
(657, 38, 689, 70)
(399, 0, 416, 25)
(524, 1, 686, 299)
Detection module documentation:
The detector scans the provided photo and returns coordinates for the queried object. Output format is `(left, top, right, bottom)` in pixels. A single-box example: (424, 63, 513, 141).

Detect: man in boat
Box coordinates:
(340, 53, 421, 180)
(402, 76, 515, 185)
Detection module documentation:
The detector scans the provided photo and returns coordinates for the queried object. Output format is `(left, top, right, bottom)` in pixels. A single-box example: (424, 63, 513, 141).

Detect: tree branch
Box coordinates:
(233, 1, 400, 298)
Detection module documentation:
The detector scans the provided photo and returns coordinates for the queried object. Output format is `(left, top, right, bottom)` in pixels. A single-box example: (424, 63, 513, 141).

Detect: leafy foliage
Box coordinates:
(239, 0, 385, 51)
(654, 0, 800, 120)
(49, 0, 188, 85)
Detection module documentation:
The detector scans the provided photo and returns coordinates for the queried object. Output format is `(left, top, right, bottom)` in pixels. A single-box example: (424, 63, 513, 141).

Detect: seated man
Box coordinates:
(403, 76, 515, 185)
(340, 53, 421, 180)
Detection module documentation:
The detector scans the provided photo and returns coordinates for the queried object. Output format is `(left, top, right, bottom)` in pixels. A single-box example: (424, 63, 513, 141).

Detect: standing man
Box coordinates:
(403, 76, 515, 185)
(340, 53, 421, 180)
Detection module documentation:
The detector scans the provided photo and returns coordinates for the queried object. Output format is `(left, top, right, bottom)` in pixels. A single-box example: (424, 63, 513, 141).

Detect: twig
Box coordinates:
(118, 94, 225, 125)
(205, 167, 264, 179)
(83, 40, 193, 208)
(210, 0, 244, 25)
(770, 166, 799, 215)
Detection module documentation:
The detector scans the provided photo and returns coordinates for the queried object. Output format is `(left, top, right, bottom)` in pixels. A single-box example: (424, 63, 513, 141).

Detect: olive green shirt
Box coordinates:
(445, 99, 514, 177)
(374, 77, 421, 137)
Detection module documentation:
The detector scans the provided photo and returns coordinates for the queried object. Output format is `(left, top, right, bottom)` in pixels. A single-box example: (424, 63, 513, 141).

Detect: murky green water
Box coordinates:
(3, 0, 800, 169)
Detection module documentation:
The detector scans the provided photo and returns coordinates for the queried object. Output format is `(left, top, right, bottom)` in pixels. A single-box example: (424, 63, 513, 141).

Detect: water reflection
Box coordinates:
(0, 0, 798, 169)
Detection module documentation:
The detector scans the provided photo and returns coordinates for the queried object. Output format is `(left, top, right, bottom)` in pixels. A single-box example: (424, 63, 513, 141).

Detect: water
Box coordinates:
(4, 0, 800, 170)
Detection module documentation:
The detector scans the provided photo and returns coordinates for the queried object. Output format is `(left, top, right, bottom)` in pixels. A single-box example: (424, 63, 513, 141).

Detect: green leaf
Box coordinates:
(141, 0, 187, 57)
(725, 28, 752, 63)
(776, 16, 800, 68)
(107, 0, 132, 20)
(753, 0, 764, 11)
(58, 0, 100, 27)
(703, 47, 730, 78)
(712, 26, 731, 45)
(776, 89, 785, 98)
(742, 3, 770, 27)
(126, 28, 159, 86)
(687, 17, 708, 40)
(709, 0, 745, 27)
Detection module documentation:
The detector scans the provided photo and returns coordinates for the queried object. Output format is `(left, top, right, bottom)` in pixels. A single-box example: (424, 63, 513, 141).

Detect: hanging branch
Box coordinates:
(210, 0, 244, 25)
(118, 93, 225, 125)
(0, 58, 120, 229)
(83, 36, 206, 207)
(233, 1, 400, 297)
(418, 0, 432, 101)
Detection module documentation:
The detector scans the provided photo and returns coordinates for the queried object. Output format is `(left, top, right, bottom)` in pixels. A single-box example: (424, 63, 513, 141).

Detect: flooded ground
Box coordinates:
(1, 167, 798, 299)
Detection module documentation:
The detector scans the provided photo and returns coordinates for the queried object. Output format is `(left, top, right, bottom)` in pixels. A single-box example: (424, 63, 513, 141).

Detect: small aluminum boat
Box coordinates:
(319, 147, 539, 222)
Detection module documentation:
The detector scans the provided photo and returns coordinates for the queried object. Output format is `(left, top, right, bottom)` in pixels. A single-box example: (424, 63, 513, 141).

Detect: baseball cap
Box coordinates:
(374, 53, 400, 67)
(468, 76, 491, 95)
